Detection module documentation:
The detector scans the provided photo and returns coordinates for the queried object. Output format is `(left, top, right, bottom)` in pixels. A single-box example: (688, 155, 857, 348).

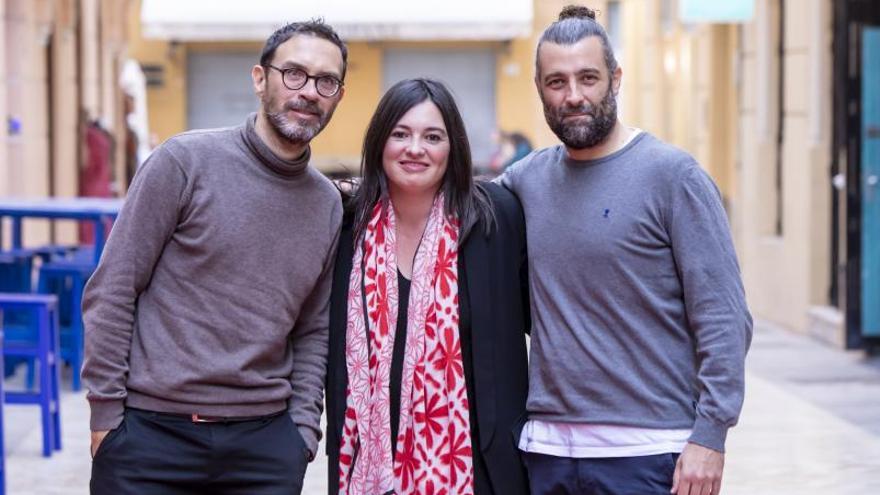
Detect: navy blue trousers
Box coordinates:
(91, 408, 309, 495)
(523, 452, 679, 495)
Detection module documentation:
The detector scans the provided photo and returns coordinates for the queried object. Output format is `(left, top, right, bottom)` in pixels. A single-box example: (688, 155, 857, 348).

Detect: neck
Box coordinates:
(255, 110, 308, 161)
(565, 120, 633, 161)
(390, 187, 437, 235)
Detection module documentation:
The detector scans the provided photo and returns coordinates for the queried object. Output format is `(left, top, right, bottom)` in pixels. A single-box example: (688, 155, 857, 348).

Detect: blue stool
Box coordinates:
(0, 293, 62, 457)
(1, 251, 35, 381)
(37, 261, 94, 392)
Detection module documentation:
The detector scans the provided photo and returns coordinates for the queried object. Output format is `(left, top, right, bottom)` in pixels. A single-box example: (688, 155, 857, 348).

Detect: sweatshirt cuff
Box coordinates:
(688, 416, 728, 453)
(89, 399, 125, 431)
(297, 425, 319, 461)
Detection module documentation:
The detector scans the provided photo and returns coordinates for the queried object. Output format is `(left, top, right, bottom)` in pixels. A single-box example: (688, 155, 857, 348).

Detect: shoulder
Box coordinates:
(152, 125, 241, 174)
(474, 181, 525, 241)
(479, 181, 522, 219)
(162, 125, 239, 155)
(503, 145, 562, 179)
(633, 132, 700, 179)
(307, 168, 345, 206)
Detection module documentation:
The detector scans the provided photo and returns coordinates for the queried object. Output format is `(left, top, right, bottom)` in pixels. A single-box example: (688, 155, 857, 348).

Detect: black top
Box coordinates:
(389, 268, 477, 457)
(389, 271, 410, 452)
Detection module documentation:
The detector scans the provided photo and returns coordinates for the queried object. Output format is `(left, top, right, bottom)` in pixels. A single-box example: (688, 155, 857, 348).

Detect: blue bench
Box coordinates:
(0, 293, 62, 457)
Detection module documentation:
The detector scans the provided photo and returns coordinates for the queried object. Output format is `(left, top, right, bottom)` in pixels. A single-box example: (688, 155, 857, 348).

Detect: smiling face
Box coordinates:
(536, 36, 621, 150)
(252, 34, 345, 145)
(382, 100, 450, 198)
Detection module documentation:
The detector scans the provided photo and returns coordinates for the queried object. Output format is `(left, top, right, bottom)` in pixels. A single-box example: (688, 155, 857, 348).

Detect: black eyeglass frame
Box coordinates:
(265, 64, 344, 98)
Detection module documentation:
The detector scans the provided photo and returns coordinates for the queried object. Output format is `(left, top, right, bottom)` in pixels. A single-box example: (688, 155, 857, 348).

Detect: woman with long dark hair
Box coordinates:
(326, 78, 530, 495)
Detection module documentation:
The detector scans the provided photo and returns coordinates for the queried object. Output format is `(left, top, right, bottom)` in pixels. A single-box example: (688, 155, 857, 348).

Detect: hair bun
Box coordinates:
(559, 5, 597, 21)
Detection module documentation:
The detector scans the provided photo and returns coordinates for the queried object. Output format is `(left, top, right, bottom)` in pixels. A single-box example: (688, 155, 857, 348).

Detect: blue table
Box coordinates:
(0, 198, 124, 265)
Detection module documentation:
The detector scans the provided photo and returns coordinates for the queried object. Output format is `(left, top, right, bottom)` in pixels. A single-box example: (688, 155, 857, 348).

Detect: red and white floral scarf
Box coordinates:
(338, 194, 474, 495)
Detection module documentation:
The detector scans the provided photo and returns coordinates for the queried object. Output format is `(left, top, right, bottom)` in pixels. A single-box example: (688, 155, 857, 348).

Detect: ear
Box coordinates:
(611, 66, 623, 96)
(252, 64, 267, 98)
(336, 85, 346, 103)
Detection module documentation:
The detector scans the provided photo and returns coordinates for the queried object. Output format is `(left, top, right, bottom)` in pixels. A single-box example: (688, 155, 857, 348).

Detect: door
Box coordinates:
(382, 49, 496, 168)
(862, 27, 880, 337)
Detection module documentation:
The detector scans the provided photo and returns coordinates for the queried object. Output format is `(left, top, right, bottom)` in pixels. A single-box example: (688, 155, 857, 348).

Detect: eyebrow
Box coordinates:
(394, 124, 448, 135)
(543, 68, 601, 82)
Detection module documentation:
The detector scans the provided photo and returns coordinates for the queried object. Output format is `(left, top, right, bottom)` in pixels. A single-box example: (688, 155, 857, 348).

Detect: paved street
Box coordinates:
(4, 320, 880, 494)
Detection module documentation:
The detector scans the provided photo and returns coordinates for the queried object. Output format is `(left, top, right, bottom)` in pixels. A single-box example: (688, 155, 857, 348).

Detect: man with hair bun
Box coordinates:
(500, 5, 752, 495)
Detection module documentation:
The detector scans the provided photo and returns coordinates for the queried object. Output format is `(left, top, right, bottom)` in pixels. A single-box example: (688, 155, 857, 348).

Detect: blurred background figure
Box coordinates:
(488, 130, 533, 176)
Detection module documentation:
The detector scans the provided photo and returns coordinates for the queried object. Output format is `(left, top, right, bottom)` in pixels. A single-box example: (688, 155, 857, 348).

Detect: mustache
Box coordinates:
(283, 100, 321, 116)
(559, 104, 594, 117)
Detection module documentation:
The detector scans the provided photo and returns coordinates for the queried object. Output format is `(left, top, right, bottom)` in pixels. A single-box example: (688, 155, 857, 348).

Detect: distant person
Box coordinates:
(326, 79, 530, 495)
(500, 6, 752, 495)
(504, 132, 533, 169)
(83, 19, 347, 494)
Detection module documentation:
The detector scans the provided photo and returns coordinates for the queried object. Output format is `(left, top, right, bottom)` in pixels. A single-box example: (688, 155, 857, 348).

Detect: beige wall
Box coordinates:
(2, 0, 133, 248)
(4, 0, 51, 244)
(619, 1, 738, 203)
(737, 0, 833, 332)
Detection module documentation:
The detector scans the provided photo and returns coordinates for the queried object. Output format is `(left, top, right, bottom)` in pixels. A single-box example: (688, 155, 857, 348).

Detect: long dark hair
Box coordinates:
(350, 78, 495, 244)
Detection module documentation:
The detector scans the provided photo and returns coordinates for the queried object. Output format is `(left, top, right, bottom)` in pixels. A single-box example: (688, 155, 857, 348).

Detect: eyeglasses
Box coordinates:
(265, 65, 343, 98)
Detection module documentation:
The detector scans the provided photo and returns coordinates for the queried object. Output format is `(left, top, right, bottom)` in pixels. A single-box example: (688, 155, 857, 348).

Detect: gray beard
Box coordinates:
(265, 109, 321, 145)
(544, 89, 618, 150)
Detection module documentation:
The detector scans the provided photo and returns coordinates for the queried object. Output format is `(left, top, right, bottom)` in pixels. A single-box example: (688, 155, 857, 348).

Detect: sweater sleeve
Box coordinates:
(667, 165, 753, 452)
(81, 145, 189, 431)
(288, 198, 343, 458)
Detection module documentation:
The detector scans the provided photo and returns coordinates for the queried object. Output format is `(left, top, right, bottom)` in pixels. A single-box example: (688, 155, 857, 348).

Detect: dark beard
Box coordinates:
(263, 97, 329, 145)
(543, 86, 617, 150)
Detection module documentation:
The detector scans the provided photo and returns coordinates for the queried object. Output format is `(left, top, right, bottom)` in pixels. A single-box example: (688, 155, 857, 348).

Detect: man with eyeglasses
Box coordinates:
(83, 20, 346, 494)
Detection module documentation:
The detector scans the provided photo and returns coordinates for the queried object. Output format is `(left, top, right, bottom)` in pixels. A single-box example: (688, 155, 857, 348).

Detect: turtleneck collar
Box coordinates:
(242, 113, 311, 178)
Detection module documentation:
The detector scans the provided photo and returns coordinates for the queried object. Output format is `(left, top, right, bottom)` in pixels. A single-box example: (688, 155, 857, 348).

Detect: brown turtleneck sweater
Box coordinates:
(82, 114, 342, 454)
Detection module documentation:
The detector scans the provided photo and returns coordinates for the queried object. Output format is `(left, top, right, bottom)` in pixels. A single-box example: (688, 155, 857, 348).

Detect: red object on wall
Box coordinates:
(79, 123, 113, 244)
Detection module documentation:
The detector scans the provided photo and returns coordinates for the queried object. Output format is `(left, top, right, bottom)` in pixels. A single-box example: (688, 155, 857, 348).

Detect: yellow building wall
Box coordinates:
(736, 0, 833, 333)
(126, 0, 186, 146)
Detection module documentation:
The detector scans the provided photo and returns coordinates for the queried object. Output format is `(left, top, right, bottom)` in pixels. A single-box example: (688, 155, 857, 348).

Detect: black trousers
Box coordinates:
(91, 408, 309, 495)
(523, 451, 680, 495)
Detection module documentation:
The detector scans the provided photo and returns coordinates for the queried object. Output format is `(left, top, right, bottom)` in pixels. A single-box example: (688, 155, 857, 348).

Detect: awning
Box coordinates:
(140, 0, 534, 41)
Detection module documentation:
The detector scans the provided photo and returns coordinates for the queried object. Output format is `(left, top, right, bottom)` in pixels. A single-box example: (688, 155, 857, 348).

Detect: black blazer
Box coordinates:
(326, 182, 530, 495)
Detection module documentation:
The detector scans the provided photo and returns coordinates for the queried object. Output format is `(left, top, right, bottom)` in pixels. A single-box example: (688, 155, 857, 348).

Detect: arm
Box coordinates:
(288, 201, 343, 459)
(82, 145, 189, 433)
(667, 165, 752, 493)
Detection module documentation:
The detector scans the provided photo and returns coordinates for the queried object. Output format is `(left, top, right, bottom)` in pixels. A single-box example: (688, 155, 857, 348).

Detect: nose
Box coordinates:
(564, 79, 585, 107)
(405, 138, 426, 157)
(297, 80, 320, 102)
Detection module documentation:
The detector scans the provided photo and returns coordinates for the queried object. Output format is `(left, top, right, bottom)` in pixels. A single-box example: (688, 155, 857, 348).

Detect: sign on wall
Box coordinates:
(679, 0, 754, 23)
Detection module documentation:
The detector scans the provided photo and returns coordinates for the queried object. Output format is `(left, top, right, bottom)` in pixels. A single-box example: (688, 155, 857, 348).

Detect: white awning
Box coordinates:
(141, 0, 534, 41)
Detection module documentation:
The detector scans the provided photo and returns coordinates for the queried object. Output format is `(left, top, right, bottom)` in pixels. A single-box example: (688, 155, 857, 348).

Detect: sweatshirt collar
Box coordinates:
(242, 113, 310, 178)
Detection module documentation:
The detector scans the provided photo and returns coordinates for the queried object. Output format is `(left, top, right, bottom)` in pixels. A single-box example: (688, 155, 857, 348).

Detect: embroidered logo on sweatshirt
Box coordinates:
(603, 208, 611, 218)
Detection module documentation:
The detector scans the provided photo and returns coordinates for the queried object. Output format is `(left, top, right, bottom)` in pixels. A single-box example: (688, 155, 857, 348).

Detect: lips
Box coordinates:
(562, 112, 592, 121)
(289, 108, 319, 120)
(398, 161, 430, 173)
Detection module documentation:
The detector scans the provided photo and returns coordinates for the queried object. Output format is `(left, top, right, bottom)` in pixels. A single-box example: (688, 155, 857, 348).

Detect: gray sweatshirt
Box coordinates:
(501, 132, 752, 452)
(82, 114, 342, 455)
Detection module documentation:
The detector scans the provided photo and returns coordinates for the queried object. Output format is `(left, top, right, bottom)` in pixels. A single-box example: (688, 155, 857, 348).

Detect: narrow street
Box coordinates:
(5, 320, 880, 494)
